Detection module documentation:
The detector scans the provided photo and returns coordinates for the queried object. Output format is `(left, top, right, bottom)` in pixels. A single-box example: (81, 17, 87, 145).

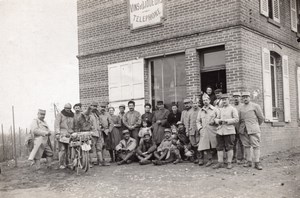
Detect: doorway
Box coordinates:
(201, 70, 227, 93)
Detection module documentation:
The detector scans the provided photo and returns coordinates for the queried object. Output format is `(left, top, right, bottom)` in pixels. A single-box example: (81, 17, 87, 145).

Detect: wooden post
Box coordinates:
(19, 127, 21, 158)
(10, 126, 13, 160)
(12, 106, 17, 167)
(1, 124, 5, 161)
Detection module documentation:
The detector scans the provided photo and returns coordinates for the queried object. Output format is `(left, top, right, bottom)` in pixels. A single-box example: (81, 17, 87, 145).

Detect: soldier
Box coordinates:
(152, 101, 170, 146)
(196, 93, 218, 167)
(180, 98, 192, 134)
(213, 89, 223, 108)
(90, 101, 106, 166)
(116, 129, 137, 165)
(54, 103, 74, 169)
(29, 109, 53, 170)
(213, 94, 239, 169)
(187, 97, 201, 163)
(141, 103, 154, 123)
(123, 100, 141, 143)
(73, 103, 82, 132)
(136, 130, 157, 165)
(239, 92, 264, 170)
(98, 102, 113, 164)
(232, 92, 245, 164)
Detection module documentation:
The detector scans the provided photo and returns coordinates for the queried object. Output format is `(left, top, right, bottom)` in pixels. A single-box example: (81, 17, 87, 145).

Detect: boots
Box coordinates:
(254, 162, 263, 170)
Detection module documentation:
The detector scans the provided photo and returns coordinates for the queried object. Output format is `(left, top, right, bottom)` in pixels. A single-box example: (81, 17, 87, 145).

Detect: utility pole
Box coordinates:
(12, 106, 17, 167)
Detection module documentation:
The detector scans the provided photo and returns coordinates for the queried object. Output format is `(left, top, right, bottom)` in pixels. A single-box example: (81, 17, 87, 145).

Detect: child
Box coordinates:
(136, 131, 157, 165)
(138, 120, 152, 139)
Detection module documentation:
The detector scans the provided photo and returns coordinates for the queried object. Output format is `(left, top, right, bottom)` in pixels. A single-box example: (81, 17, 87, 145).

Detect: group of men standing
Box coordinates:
(29, 88, 264, 171)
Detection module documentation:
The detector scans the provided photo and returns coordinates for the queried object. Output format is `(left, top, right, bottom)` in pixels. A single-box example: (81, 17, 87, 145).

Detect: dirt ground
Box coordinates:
(0, 147, 300, 198)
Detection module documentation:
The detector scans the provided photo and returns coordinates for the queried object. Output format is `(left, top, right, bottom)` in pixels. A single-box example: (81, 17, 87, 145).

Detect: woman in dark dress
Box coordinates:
(108, 107, 122, 162)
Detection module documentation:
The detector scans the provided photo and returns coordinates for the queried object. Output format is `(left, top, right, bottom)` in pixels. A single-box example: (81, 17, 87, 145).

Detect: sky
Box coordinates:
(0, 0, 79, 132)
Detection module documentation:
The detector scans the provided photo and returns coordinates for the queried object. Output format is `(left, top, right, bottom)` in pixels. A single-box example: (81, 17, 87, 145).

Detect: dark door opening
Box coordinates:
(201, 70, 227, 93)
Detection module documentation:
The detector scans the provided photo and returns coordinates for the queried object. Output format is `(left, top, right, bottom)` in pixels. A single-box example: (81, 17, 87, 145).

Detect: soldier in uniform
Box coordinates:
(116, 129, 137, 165)
(54, 103, 74, 169)
(123, 100, 141, 143)
(239, 92, 264, 170)
(73, 103, 82, 132)
(213, 94, 239, 169)
(152, 101, 170, 146)
(180, 98, 192, 135)
(29, 109, 53, 170)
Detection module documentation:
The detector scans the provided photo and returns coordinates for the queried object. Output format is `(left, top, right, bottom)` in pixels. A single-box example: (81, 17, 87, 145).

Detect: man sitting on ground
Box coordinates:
(136, 131, 157, 165)
(116, 129, 137, 165)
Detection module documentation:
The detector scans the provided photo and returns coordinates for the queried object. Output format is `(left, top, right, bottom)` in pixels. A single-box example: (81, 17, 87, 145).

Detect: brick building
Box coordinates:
(77, 0, 300, 154)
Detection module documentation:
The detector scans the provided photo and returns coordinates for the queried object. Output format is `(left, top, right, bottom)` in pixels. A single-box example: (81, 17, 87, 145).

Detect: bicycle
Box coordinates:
(69, 131, 92, 175)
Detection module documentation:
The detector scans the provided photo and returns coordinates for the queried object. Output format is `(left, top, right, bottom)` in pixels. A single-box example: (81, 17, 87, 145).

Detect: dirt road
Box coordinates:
(0, 147, 299, 198)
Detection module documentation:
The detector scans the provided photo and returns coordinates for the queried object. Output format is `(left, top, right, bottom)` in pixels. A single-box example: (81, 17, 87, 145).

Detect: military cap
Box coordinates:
(38, 109, 46, 114)
(122, 129, 130, 134)
(91, 101, 98, 106)
(164, 128, 172, 133)
(73, 103, 82, 108)
(119, 104, 126, 108)
(241, 92, 251, 96)
(232, 92, 241, 97)
(176, 121, 184, 126)
(157, 100, 164, 105)
(214, 89, 223, 94)
(64, 103, 72, 109)
(220, 93, 229, 99)
(183, 98, 191, 103)
(202, 93, 210, 101)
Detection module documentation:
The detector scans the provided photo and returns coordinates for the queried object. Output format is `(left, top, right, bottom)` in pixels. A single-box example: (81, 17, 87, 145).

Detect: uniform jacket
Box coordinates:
(157, 138, 172, 152)
(152, 108, 170, 144)
(115, 137, 137, 151)
(239, 102, 264, 134)
(167, 111, 181, 126)
(141, 112, 154, 123)
(99, 111, 113, 135)
(180, 108, 192, 129)
(78, 113, 97, 132)
(136, 138, 157, 155)
(233, 103, 242, 131)
(54, 110, 74, 134)
(123, 110, 141, 129)
(196, 105, 218, 151)
(215, 105, 239, 136)
(187, 107, 200, 136)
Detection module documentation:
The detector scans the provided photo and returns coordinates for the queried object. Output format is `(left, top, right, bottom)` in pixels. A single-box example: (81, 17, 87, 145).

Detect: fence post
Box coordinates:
(1, 124, 4, 161)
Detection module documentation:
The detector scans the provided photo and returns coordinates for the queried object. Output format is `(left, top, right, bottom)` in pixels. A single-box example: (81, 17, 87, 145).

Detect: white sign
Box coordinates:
(129, 0, 164, 29)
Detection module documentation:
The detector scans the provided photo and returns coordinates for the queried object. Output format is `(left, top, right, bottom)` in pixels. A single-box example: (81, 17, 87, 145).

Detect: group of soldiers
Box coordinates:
(29, 87, 264, 171)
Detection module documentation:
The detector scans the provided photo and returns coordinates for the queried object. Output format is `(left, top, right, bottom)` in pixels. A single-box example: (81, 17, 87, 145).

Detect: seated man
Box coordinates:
(116, 129, 137, 165)
(176, 121, 193, 160)
(136, 131, 157, 165)
(152, 128, 173, 164)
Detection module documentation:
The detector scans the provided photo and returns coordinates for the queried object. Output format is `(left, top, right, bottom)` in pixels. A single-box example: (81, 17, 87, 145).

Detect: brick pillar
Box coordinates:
(185, 48, 201, 98)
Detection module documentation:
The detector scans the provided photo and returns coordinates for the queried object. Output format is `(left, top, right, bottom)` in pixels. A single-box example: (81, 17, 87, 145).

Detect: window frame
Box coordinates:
(270, 55, 279, 120)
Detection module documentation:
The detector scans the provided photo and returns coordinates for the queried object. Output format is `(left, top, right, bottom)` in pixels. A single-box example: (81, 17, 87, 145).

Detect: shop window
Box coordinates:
(149, 53, 186, 111)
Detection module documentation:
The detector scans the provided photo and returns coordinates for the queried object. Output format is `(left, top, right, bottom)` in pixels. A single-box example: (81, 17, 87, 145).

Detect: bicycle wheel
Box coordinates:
(81, 151, 89, 172)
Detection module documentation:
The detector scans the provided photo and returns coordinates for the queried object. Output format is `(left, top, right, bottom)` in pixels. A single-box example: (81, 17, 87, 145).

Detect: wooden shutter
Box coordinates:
(297, 67, 300, 120)
(108, 64, 121, 102)
(291, 0, 298, 32)
(262, 48, 273, 121)
(272, 0, 280, 23)
(260, 0, 269, 17)
(282, 55, 291, 122)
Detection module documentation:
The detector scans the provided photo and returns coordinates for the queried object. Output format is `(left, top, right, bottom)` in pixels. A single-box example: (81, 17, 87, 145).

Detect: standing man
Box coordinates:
(152, 101, 170, 146)
(73, 103, 82, 132)
(123, 100, 141, 143)
(29, 109, 53, 170)
(213, 94, 239, 169)
(196, 94, 218, 167)
(187, 97, 201, 163)
(167, 103, 181, 127)
(239, 92, 264, 170)
(90, 102, 106, 166)
(180, 98, 192, 135)
(55, 103, 74, 169)
(232, 92, 245, 164)
(118, 104, 126, 131)
(141, 103, 154, 123)
(98, 102, 112, 165)
(213, 89, 223, 108)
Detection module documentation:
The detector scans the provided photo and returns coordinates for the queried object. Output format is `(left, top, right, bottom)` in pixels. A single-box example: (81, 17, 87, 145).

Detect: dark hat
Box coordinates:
(73, 103, 82, 108)
(122, 129, 130, 134)
(91, 101, 98, 106)
(157, 100, 164, 105)
(232, 92, 241, 97)
(38, 109, 46, 114)
(241, 92, 251, 96)
(214, 89, 223, 94)
(220, 93, 229, 99)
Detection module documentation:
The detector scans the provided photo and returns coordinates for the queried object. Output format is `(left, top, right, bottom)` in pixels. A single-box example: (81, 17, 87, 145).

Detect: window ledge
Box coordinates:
(271, 121, 285, 127)
(268, 18, 281, 28)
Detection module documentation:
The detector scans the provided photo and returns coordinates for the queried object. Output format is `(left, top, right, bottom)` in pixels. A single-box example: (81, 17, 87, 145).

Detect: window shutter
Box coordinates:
(291, 0, 298, 32)
(297, 67, 300, 120)
(272, 0, 280, 23)
(262, 48, 273, 121)
(282, 55, 291, 122)
(260, 0, 269, 17)
(108, 64, 121, 102)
